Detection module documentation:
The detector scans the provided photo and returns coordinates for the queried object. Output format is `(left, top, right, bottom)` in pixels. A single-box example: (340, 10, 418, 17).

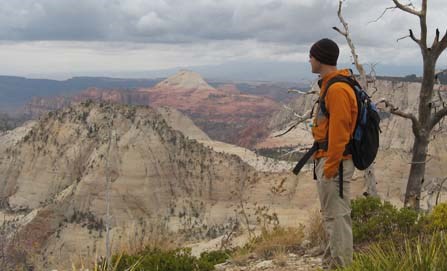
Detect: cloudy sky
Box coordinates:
(0, 0, 446, 80)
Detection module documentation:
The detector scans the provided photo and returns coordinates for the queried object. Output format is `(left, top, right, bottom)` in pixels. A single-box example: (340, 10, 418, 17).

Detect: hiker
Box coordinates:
(308, 38, 357, 269)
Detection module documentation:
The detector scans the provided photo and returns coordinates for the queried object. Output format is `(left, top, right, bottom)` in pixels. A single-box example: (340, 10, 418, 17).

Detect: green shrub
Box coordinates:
(199, 250, 230, 266)
(339, 232, 447, 271)
(351, 197, 421, 244)
(428, 203, 447, 230)
(337, 199, 447, 270)
(111, 247, 229, 271)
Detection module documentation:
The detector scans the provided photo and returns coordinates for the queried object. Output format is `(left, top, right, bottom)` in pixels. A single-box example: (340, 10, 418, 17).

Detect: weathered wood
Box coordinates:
(334, 0, 377, 197)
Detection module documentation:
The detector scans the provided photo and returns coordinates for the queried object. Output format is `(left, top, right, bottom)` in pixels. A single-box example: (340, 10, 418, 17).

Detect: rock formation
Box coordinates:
(22, 70, 280, 148)
(0, 102, 309, 269)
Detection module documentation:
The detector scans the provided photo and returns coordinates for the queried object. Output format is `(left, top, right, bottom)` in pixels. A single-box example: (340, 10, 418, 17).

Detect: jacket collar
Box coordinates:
(317, 69, 352, 89)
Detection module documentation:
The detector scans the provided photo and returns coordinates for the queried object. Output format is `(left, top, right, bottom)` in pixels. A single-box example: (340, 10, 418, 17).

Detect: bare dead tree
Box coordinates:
(379, 0, 447, 209)
(334, 0, 378, 197)
(333, 0, 367, 88)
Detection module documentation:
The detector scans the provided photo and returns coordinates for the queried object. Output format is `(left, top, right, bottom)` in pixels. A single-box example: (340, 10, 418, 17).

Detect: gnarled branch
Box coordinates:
(369, 6, 397, 24)
(279, 144, 314, 158)
(432, 28, 440, 47)
(332, 26, 347, 37)
(334, 0, 367, 87)
(392, 0, 422, 16)
(287, 89, 318, 95)
(274, 109, 312, 138)
(392, 0, 427, 49)
(397, 34, 411, 42)
(367, 63, 380, 98)
(409, 29, 420, 44)
(397, 30, 420, 45)
(282, 104, 304, 118)
(430, 107, 447, 130)
(440, 29, 447, 47)
(377, 98, 421, 135)
(435, 29, 447, 56)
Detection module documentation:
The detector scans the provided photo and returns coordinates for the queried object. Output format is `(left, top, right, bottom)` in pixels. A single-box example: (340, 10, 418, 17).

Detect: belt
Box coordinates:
(292, 140, 350, 199)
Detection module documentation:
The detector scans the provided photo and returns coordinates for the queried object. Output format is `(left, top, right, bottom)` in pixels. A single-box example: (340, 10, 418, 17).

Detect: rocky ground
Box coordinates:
(215, 253, 323, 271)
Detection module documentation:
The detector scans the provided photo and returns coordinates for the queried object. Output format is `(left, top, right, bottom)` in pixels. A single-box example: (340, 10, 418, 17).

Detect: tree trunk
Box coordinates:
(363, 164, 378, 197)
(404, 135, 429, 209)
(404, 54, 435, 209)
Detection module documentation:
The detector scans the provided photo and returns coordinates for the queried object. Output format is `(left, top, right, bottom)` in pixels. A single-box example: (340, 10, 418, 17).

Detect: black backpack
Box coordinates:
(320, 75, 381, 170)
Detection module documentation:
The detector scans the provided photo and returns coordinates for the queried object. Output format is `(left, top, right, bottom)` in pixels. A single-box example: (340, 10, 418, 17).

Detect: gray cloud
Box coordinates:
(0, 0, 341, 44)
(0, 1, 110, 41)
(1, 0, 446, 46)
(0, 0, 446, 78)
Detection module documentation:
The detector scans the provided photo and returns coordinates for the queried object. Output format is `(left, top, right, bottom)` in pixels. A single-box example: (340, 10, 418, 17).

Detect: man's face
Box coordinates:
(309, 54, 321, 74)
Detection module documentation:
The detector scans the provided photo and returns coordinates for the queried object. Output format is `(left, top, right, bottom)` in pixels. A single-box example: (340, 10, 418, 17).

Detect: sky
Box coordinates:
(0, 0, 446, 81)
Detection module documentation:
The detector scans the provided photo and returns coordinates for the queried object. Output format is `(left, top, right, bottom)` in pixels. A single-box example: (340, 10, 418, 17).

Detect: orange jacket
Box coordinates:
(312, 69, 358, 178)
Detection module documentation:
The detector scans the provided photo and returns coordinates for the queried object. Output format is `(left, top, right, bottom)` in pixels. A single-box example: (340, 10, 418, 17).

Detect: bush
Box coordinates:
(112, 248, 229, 271)
(338, 199, 447, 270)
(428, 203, 447, 230)
(351, 197, 421, 244)
(340, 232, 447, 271)
(199, 250, 231, 267)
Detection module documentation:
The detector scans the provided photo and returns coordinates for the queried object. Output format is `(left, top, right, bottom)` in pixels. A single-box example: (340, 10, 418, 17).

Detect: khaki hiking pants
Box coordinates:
(315, 157, 354, 269)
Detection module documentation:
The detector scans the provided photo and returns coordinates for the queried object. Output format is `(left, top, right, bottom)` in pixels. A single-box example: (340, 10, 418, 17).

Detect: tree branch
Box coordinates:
(441, 29, 447, 46)
(279, 145, 313, 158)
(432, 28, 440, 47)
(436, 29, 447, 55)
(377, 98, 420, 135)
(369, 6, 397, 24)
(396, 30, 420, 45)
(332, 26, 347, 37)
(409, 29, 420, 44)
(392, 0, 427, 49)
(367, 63, 380, 98)
(334, 0, 367, 87)
(419, 0, 428, 48)
(392, 0, 422, 16)
(287, 89, 318, 95)
(282, 104, 303, 118)
(430, 107, 447, 130)
(274, 110, 312, 137)
(434, 75, 446, 108)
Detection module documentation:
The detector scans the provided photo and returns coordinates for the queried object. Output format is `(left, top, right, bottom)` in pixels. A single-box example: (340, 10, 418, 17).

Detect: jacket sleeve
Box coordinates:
(323, 82, 354, 178)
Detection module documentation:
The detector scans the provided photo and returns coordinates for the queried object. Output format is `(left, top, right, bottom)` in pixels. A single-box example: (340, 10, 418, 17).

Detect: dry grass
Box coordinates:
(68, 221, 179, 270)
(231, 225, 305, 265)
(113, 221, 179, 256)
(230, 251, 253, 266)
(252, 226, 304, 258)
(305, 209, 327, 250)
(272, 247, 288, 267)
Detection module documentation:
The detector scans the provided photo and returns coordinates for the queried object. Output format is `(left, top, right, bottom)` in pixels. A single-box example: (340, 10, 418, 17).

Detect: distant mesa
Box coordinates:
(153, 69, 214, 90)
(20, 70, 281, 148)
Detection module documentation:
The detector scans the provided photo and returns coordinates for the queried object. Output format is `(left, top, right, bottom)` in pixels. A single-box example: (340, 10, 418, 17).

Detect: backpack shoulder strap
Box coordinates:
(320, 75, 356, 117)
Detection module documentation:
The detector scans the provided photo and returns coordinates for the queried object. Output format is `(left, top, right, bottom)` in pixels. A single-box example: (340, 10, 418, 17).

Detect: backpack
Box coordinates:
(292, 74, 381, 176)
(320, 75, 381, 170)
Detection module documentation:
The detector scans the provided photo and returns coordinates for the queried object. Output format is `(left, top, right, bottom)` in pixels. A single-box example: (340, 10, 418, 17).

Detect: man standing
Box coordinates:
(309, 38, 357, 269)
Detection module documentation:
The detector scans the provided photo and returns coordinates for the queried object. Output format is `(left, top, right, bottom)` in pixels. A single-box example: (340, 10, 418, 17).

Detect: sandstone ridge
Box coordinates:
(0, 102, 311, 269)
